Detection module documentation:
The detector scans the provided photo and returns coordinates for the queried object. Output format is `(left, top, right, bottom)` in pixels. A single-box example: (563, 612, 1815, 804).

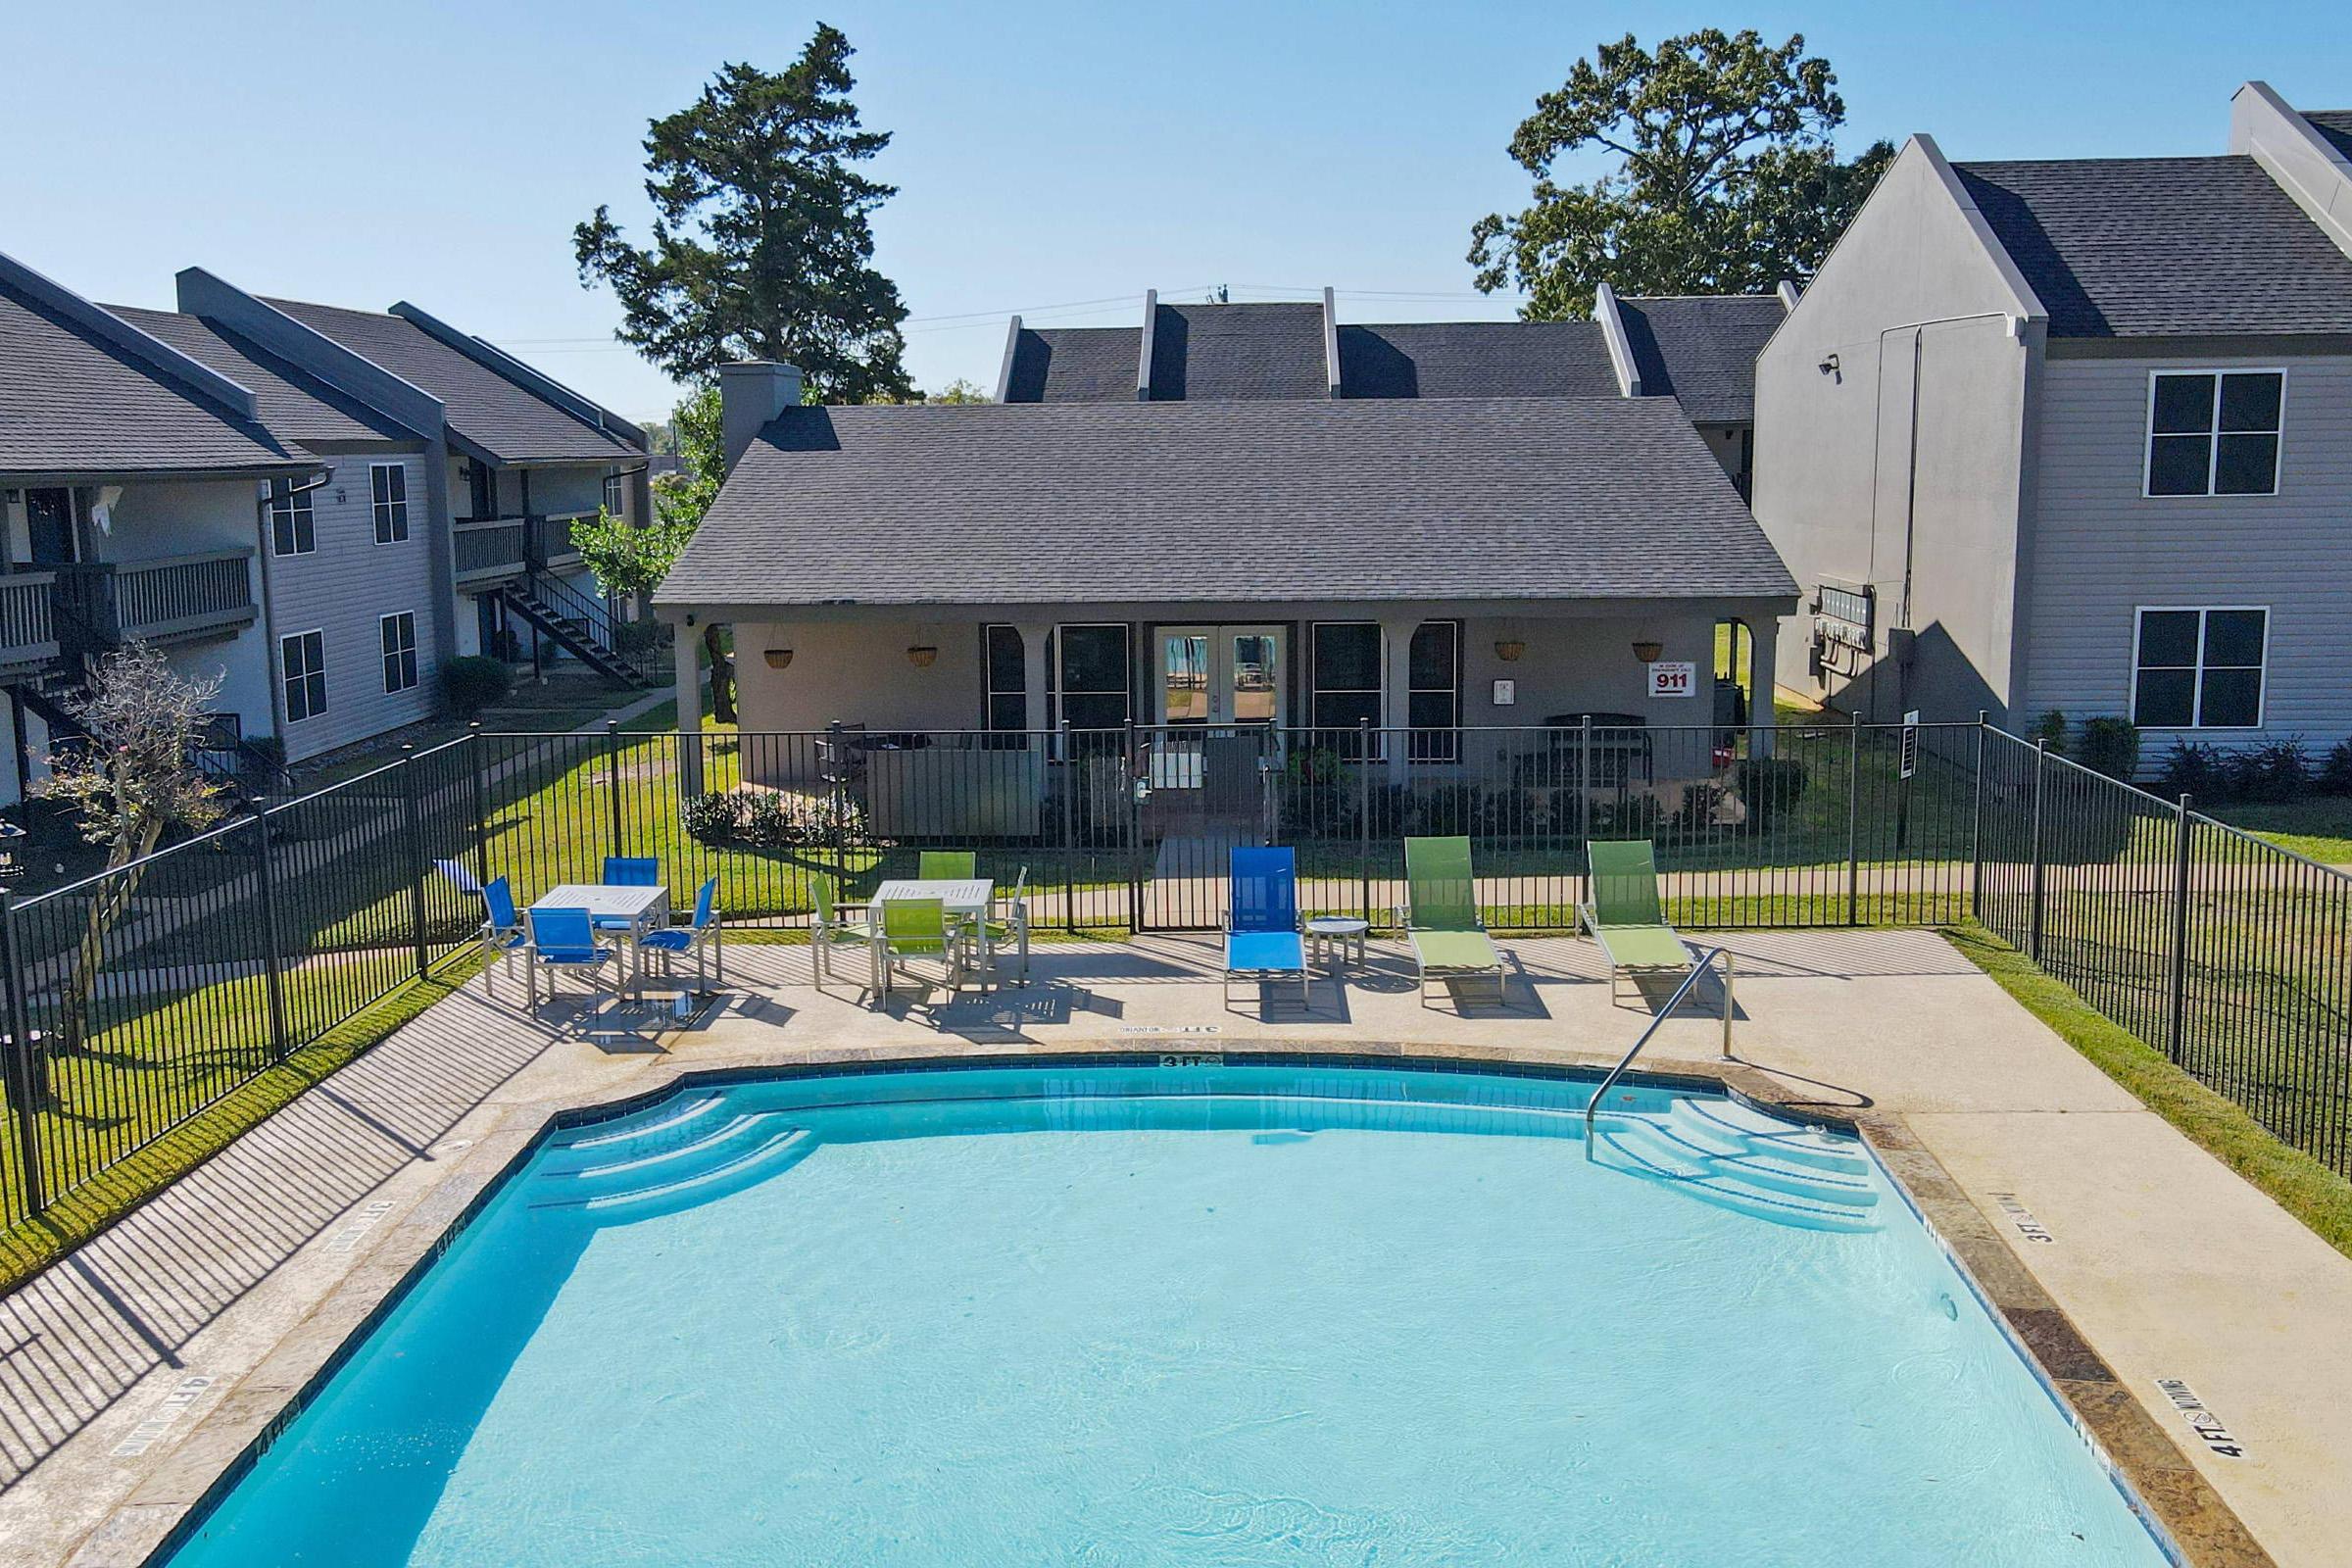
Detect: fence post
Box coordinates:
(2166, 792, 2193, 1064)
(1126, 720, 1145, 934)
(401, 744, 429, 979)
(2029, 739, 2048, 963)
(1358, 717, 1373, 925)
(825, 719, 851, 903)
(467, 720, 489, 889)
(1578, 712, 1593, 860)
(1058, 721, 1075, 934)
(1970, 710, 1987, 919)
(0, 890, 46, 1216)
(1844, 710, 1862, 926)
(606, 718, 624, 863)
(250, 804, 293, 1062)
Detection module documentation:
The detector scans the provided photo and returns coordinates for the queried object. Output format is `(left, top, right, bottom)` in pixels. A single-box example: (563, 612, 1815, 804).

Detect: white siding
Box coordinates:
(266, 452, 438, 760)
(2024, 353, 2352, 753)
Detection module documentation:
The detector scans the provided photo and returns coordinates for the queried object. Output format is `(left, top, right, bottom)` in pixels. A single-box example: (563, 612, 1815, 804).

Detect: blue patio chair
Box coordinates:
(478, 876, 525, 999)
(596, 856, 663, 930)
(635, 877, 723, 993)
(525, 906, 616, 1007)
(1224, 847, 1309, 1009)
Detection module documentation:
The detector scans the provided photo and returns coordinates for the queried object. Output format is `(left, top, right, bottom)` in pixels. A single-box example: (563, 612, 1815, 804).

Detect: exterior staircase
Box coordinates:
(497, 573, 652, 688)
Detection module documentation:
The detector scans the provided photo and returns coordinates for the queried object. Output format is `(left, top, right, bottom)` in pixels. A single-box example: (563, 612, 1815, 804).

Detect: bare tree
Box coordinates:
(38, 645, 228, 1082)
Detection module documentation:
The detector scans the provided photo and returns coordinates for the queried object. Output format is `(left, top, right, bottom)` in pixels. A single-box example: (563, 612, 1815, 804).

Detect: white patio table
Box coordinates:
(868, 878, 995, 992)
(529, 883, 670, 998)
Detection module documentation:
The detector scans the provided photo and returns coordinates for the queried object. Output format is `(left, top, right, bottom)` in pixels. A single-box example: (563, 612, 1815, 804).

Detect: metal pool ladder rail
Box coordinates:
(1584, 947, 1735, 1138)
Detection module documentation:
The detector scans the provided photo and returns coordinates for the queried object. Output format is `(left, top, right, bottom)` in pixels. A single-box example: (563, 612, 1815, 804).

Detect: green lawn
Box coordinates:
(2205, 798, 2352, 863)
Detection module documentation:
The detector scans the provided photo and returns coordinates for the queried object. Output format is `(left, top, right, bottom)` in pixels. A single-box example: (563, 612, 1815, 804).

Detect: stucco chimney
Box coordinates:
(718, 360, 805, 474)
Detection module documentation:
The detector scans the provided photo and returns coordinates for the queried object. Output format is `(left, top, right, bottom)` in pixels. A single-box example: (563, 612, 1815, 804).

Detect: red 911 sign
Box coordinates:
(1646, 661, 1696, 698)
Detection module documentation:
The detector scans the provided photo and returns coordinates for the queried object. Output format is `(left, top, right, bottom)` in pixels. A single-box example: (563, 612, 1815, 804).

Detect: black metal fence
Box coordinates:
(1, 714, 2347, 1235)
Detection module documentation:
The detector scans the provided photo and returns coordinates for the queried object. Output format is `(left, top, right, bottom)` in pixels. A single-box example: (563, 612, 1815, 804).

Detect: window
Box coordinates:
(370, 463, 410, 544)
(280, 630, 326, 722)
(268, 478, 315, 557)
(2132, 608, 2267, 728)
(466, 461, 496, 519)
(2145, 371, 2281, 497)
(982, 624, 1026, 732)
(1407, 621, 1461, 761)
(380, 612, 418, 694)
(1048, 623, 1130, 734)
(1310, 623, 1384, 751)
(602, 473, 626, 518)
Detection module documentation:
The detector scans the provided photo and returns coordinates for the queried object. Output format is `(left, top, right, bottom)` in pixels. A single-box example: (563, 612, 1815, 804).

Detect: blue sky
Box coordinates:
(5, 2, 2345, 422)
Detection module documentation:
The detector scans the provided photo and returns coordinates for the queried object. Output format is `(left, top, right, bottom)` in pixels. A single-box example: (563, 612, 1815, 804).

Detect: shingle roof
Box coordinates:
(1952, 157, 2352, 337)
(1337, 320, 1619, 399)
(1002, 326, 1136, 402)
(262, 297, 640, 463)
(2303, 110, 2352, 162)
(1616, 296, 1786, 424)
(0, 277, 304, 477)
(105, 306, 420, 450)
(1147, 303, 1327, 399)
(658, 397, 1793, 610)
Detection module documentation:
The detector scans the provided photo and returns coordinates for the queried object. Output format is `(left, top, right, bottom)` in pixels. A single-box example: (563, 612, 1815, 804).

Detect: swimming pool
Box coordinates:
(160, 1059, 2173, 1565)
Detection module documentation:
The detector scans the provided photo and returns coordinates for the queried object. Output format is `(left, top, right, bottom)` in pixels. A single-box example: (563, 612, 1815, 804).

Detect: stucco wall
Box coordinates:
(2023, 348, 2352, 751)
(1752, 138, 2040, 723)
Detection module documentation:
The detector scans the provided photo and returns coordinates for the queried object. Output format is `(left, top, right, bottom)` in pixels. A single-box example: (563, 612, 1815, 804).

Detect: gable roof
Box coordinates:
(1952, 157, 2352, 337)
(105, 306, 420, 450)
(1001, 325, 1136, 402)
(0, 274, 305, 478)
(657, 397, 1793, 612)
(1146, 302, 1327, 399)
(1336, 320, 1618, 399)
(261, 297, 641, 464)
(1614, 296, 1788, 423)
(2304, 110, 2352, 162)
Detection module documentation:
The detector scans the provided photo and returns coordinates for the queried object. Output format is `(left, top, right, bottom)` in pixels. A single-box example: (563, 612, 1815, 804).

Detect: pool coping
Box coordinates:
(70, 1042, 2274, 1568)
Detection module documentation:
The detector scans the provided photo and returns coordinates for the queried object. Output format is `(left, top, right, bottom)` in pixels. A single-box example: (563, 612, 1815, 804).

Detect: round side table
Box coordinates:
(1305, 915, 1370, 973)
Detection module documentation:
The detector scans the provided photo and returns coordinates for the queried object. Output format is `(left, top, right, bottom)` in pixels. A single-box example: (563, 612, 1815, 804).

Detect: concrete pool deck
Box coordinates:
(0, 928, 2341, 1566)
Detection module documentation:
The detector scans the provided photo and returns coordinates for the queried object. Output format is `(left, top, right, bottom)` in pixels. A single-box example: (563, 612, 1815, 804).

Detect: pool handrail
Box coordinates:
(1583, 946, 1735, 1140)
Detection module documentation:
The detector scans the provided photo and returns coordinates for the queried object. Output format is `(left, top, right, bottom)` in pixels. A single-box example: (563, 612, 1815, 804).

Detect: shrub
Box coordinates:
(2229, 737, 2309, 804)
(2033, 709, 2069, 755)
(440, 656, 513, 719)
(679, 792, 740, 846)
(2321, 740, 2352, 797)
(2077, 717, 2140, 782)
(2157, 741, 2228, 803)
(1731, 756, 1810, 834)
(741, 791, 793, 847)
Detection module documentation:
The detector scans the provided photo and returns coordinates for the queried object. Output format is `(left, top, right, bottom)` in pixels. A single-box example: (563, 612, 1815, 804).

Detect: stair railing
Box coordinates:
(1583, 946, 1736, 1142)
(523, 568, 663, 680)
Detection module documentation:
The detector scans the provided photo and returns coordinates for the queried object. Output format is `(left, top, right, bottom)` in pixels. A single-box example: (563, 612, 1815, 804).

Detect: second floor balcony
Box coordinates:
(453, 512, 593, 587)
(0, 549, 258, 674)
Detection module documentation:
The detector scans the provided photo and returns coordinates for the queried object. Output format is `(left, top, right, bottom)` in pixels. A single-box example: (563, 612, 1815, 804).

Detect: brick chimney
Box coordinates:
(718, 361, 805, 474)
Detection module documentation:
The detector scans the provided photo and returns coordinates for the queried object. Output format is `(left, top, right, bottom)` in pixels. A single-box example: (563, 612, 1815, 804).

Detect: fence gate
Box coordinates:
(1135, 722, 1276, 930)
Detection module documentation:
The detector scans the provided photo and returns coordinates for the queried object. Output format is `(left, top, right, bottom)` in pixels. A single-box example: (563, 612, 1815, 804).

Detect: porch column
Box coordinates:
(673, 623, 704, 794)
(1017, 621, 1053, 741)
(1745, 618, 1778, 759)
(1380, 615, 1420, 781)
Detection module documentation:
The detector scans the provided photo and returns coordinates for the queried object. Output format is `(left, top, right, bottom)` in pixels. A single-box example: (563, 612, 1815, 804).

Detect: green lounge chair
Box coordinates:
(918, 850, 977, 880)
(1399, 836, 1507, 1008)
(1582, 840, 1693, 1004)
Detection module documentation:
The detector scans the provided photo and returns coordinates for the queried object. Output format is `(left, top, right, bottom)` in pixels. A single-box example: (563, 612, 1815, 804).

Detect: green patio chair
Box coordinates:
(917, 850, 978, 881)
(878, 897, 960, 1004)
(1581, 840, 1693, 1005)
(809, 876, 877, 991)
(1399, 835, 1507, 1009)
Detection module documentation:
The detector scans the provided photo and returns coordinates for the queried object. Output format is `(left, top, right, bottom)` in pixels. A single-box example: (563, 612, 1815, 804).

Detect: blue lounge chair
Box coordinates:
(636, 877, 723, 993)
(1224, 847, 1310, 1009)
(478, 875, 525, 999)
(525, 906, 616, 1006)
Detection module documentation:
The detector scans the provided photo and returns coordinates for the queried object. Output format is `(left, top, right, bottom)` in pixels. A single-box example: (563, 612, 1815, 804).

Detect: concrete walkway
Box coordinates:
(1, 930, 2345, 1565)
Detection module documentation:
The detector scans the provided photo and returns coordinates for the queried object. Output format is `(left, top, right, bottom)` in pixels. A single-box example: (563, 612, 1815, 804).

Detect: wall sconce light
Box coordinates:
(906, 646, 938, 667)
(1817, 352, 1840, 377)
(1494, 639, 1526, 662)
(1632, 640, 1664, 664)
(762, 648, 794, 670)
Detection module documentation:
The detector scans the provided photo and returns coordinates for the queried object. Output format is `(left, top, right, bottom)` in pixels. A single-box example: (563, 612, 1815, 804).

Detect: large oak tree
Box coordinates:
(1470, 29, 1892, 318)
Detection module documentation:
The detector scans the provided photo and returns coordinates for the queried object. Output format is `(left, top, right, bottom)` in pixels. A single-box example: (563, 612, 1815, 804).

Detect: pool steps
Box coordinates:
(533, 1111, 813, 1218)
(1594, 1099, 1883, 1233)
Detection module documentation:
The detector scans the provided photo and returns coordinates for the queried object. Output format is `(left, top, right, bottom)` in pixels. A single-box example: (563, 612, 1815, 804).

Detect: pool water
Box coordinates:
(162, 1063, 2171, 1566)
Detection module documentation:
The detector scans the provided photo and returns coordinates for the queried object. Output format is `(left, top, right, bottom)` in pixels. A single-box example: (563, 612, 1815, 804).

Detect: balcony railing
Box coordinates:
(535, 512, 592, 566)
(455, 518, 529, 583)
(116, 551, 258, 641)
(0, 572, 60, 669)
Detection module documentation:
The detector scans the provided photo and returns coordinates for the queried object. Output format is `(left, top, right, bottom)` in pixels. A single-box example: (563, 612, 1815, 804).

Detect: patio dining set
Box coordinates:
(474, 856, 725, 1008)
